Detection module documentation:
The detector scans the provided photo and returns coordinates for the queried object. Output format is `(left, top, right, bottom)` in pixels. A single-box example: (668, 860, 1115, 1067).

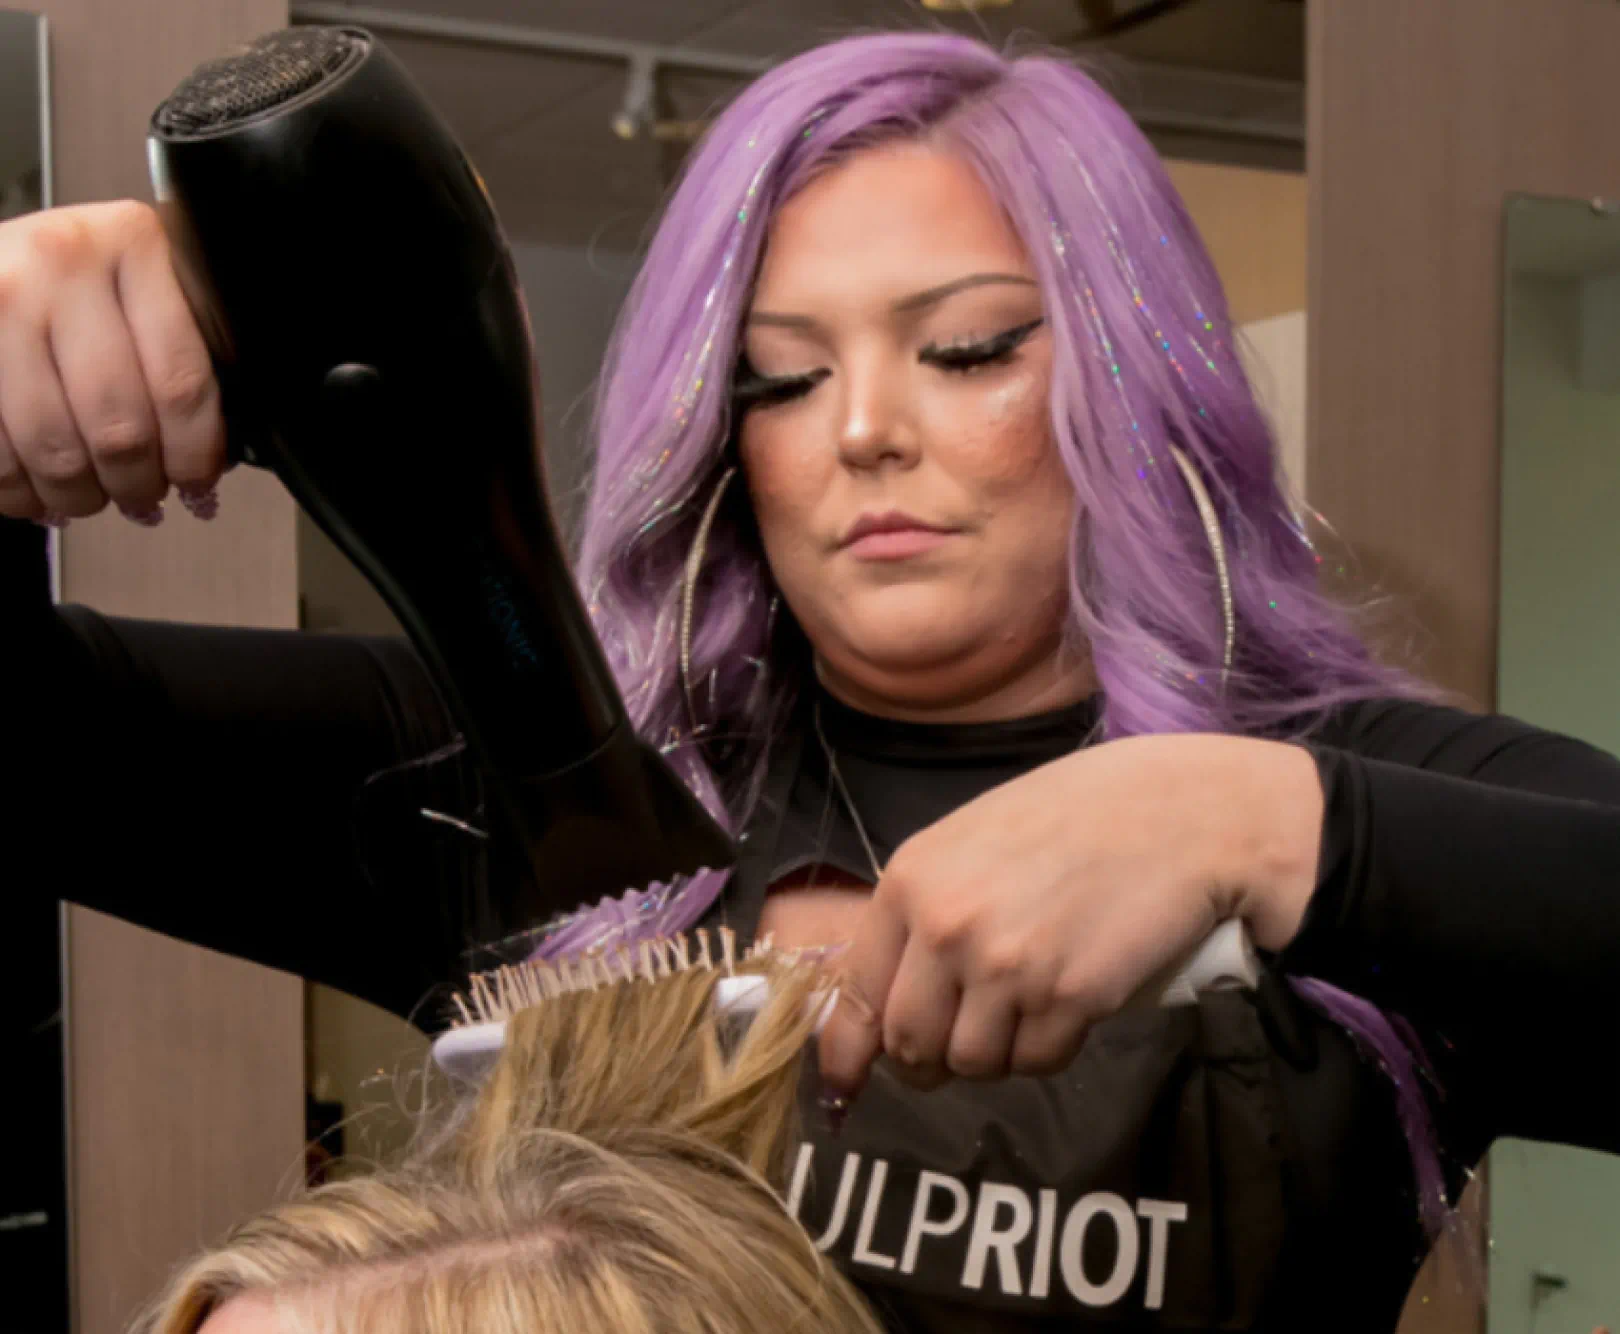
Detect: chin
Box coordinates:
(843, 615, 984, 674)
(853, 638, 978, 675)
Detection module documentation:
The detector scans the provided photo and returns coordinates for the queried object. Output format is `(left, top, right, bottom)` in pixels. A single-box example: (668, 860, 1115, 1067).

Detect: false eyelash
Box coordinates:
(730, 316, 1046, 411)
(732, 365, 830, 410)
(923, 317, 1046, 372)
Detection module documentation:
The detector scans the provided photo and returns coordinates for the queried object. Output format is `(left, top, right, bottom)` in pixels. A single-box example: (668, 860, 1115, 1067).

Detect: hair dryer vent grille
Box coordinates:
(152, 27, 364, 138)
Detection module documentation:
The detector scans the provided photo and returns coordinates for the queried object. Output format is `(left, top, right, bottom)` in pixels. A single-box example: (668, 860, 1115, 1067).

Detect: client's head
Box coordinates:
(138, 951, 878, 1334)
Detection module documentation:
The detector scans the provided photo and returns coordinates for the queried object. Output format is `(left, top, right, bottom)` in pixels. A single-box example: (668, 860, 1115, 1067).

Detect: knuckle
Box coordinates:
(27, 434, 91, 485)
(18, 201, 154, 279)
(881, 1010, 930, 1063)
(86, 417, 156, 463)
(1049, 977, 1099, 1015)
(884, 1028, 928, 1069)
(974, 938, 1030, 982)
(888, 1037, 920, 1066)
(948, 1037, 1006, 1079)
(918, 916, 971, 955)
(27, 210, 97, 272)
(1051, 969, 1125, 1019)
(914, 899, 977, 953)
(102, 198, 161, 241)
(151, 360, 215, 419)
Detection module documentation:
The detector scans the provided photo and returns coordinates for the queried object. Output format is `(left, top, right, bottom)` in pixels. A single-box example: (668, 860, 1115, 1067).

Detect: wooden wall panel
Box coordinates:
(1307, 0, 1620, 706)
(33, 1, 297, 1330)
(1166, 160, 1307, 325)
(62, 915, 306, 1333)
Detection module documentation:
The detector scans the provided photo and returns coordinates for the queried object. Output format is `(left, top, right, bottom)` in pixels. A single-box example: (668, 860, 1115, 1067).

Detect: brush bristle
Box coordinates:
(451, 927, 798, 1027)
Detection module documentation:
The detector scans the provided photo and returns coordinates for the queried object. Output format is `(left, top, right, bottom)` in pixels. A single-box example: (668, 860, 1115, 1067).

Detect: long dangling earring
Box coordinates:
(1166, 443, 1235, 690)
(679, 465, 737, 726)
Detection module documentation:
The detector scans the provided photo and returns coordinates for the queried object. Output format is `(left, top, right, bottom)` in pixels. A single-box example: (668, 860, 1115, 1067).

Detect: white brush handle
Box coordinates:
(1124, 917, 1260, 1010)
(432, 922, 1259, 1082)
(716, 920, 1259, 1021)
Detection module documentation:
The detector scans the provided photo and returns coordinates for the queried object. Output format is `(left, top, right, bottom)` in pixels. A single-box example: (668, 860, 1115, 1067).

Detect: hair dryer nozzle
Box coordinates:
(152, 27, 366, 140)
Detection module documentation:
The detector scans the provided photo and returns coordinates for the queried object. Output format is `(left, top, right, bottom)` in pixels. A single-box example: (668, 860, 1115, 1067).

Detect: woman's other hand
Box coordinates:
(0, 200, 226, 526)
(817, 733, 1324, 1098)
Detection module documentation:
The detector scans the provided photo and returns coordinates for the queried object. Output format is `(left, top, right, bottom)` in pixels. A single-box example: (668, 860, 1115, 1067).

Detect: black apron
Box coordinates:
(702, 694, 1428, 1332)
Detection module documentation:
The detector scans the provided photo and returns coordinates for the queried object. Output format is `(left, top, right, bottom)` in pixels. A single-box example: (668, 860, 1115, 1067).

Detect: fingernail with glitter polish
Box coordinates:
(118, 502, 166, 528)
(177, 483, 219, 520)
(819, 1087, 852, 1138)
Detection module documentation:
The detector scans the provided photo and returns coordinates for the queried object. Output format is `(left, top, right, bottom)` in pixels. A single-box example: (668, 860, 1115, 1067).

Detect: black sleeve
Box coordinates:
(9, 599, 502, 1028)
(1278, 697, 1620, 1159)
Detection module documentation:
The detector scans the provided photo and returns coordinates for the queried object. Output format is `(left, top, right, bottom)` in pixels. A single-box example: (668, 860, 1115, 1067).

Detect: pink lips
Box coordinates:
(840, 510, 958, 561)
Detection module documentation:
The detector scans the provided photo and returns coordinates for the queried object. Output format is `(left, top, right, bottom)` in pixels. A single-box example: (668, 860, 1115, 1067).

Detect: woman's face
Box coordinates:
(737, 143, 1086, 721)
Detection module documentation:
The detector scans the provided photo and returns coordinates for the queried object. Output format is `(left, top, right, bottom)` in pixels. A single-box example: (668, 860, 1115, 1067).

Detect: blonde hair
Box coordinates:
(136, 953, 881, 1334)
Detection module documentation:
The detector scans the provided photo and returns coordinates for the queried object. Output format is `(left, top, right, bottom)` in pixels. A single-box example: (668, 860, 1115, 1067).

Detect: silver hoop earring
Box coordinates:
(1166, 443, 1235, 689)
(679, 466, 737, 723)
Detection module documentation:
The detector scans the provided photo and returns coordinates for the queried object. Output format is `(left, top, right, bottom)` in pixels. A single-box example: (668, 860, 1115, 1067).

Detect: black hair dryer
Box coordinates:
(145, 26, 735, 924)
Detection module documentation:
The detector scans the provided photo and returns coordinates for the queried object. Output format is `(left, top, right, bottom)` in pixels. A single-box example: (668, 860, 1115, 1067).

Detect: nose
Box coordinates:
(836, 357, 920, 471)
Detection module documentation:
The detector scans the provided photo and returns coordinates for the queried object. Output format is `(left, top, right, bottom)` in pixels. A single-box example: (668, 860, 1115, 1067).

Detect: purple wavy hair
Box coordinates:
(540, 32, 1459, 1241)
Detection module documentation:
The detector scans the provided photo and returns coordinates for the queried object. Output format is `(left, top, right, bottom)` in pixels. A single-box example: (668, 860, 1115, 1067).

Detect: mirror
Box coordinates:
(1492, 193, 1620, 1334)
(0, 7, 55, 605)
(1499, 193, 1620, 758)
(0, 8, 49, 221)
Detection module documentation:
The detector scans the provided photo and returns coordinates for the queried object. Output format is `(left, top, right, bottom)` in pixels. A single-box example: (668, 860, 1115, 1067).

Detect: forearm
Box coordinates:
(1277, 741, 1620, 1152)
(12, 603, 483, 1024)
(1282, 748, 1620, 1010)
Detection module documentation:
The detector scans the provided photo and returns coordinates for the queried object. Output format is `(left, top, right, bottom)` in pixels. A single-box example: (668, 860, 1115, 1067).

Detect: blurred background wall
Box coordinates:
(1308, 0, 1620, 708)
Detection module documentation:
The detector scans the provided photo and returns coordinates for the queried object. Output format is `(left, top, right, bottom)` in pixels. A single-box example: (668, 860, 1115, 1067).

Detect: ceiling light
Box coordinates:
(611, 54, 656, 140)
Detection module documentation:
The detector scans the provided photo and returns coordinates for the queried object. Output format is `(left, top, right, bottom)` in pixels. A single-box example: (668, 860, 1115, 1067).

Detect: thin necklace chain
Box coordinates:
(811, 689, 1103, 888)
(812, 695, 887, 883)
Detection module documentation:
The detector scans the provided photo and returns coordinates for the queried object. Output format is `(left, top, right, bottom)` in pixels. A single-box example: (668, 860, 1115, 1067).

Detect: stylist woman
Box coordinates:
(5, 31, 1618, 1333)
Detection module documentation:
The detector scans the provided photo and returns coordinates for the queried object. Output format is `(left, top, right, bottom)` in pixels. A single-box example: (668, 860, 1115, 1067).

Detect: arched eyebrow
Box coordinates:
(746, 272, 1038, 330)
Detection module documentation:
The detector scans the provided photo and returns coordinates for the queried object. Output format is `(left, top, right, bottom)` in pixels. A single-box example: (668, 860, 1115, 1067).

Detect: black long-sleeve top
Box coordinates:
(10, 595, 1620, 1331)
